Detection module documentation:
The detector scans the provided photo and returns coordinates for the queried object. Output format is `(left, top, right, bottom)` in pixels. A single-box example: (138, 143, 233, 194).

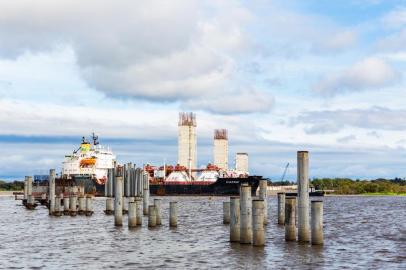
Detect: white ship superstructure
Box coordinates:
(62, 134, 116, 184)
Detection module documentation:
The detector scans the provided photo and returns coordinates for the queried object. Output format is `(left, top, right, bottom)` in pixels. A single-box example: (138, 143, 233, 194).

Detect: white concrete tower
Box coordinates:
(214, 129, 228, 170)
(235, 153, 249, 174)
(178, 112, 197, 173)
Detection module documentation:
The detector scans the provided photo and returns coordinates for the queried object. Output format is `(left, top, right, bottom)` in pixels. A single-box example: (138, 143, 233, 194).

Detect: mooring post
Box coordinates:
(230, 197, 240, 242)
(49, 169, 56, 215)
(297, 151, 310, 243)
(259, 180, 268, 225)
(143, 187, 149, 216)
(78, 196, 86, 215)
(135, 197, 143, 226)
(114, 176, 123, 226)
(277, 192, 286, 225)
(105, 197, 114, 215)
(128, 202, 137, 228)
(311, 200, 324, 245)
(148, 205, 157, 227)
(240, 184, 252, 244)
(252, 199, 265, 246)
(85, 196, 93, 216)
(69, 195, 77, 216)
(285, 197, 296, 241)
(169, 201, 177, 227)
(154, 199, 162, 225)
(223, 201, 230, 224)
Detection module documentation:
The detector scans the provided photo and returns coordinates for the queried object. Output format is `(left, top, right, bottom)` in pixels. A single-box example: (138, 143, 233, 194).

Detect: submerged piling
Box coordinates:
(169, 201, 177, 227)
(240, 184, 252, 244)
(128, 202, 137, 228)
(85, 196, 93, 216)
(154, 199, 162, 225)
(78, 196, 86, 215)
(148, 205, 157, 227)
(49, 169, 56, 215)
(135, 197, 143, 226)
(230, 197, 240, 242)
(285, 197, 296, 241)
(69, 195, 77, 216)
(277, 193, 286, 225)
(311, 201, 324, 245)
(105, 198, 114, 215)
(259, 180, 268, 225)
(114, 176, 123, 226)
(223, 201, 230, 224)
(252, 199, 265, 246)
(297, 151, 310, 243)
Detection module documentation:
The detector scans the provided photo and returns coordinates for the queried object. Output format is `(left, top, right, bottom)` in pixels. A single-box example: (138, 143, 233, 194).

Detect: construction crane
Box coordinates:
(281, 163, 289, 182)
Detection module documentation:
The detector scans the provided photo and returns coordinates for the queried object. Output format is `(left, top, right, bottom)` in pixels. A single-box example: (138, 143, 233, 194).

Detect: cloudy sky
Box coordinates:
(1, 0, 406, 181)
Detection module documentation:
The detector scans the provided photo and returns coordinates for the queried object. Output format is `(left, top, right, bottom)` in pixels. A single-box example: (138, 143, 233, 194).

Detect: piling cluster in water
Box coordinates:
(223, 151, 324, 247)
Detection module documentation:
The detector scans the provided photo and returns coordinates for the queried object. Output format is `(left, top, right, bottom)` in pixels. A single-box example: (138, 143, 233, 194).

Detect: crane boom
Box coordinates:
(281, 163, 289, 182)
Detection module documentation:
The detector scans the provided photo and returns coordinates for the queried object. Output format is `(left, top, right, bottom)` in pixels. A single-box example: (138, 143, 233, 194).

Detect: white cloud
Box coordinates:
(313, 57, 400, 95)
(313, 30, 358, 52)
(381, 7, 406, 28)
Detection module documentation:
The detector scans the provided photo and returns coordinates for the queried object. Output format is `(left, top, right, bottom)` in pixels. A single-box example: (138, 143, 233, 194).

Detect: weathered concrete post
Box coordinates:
(105, 198, 114, 215)
(135, 197, 143, 225)
(78, 196, 86, 215)
(122, 197, 128, 215)
(85, 196, 93, 216)
(24, 177, 28, 200)
(169, 201, 177, 227)
(285, 197, 296, 241)
(154, 199, 162, 225)
(114, 176, 123, 226)
(259, 180, 268, 225)
(128, 202, 137, 228)
(69, 195, 77, 216)
(297, 151, 310, 243)
(54, 194, 62, 216)
(148, 205, 157, 227)
(143, 187, 149, 216)
(311, 200, 324, 245)
(223, 201, 230, 224)
(63, 196, 70, 215)
(129, 197, 135, 203)
(49, 169, 56, 215)
(26, 176, 34, 208)
(230, 197, 240, 242)
(240, 184, 252, 244)
(252, 199, 265, 246)
(277, 192, 286, 225)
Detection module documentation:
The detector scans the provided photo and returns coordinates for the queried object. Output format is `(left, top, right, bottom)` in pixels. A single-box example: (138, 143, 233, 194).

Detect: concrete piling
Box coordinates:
(78, 196, 86, 215)
(26, 176, 34, 209)
(122, 197, 128, 215)
(24, 177, 28, 200)
(148, 205, 157, 227)
(128, 202, 137, 228)
(63, 197, 70, 215)
(240, 184, 252, 244)
(252, 199, 265, 246)
(297, 151, 310, 243)
(114, 176, 123, 226)
(85, 196, 93, 216)
(223, 201, 230, 224)
(143, 187, 149, 216)
(54, 194, 62, 216)
(285, 197, 297, 241)
(49, 169, 56, 215)
(277, 193, 286, 225)
(259, 180, 268, 225)
(69, 195, 77, 216)
(105, 198, 114, 215)
(230, 197, 240, 242)
(169, 201, 177, 227)
(311, 201, 324, 245)
(135, 197, 143, 226)
(154, 199, 162, 225)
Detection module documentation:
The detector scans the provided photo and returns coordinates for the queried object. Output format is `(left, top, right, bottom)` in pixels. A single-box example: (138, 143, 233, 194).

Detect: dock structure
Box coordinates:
(240, 184, 252, 244)
(252, 199, 265, 246)
(285, 197, 297, 241)
(114, 175, 123, 226)
(230, 197, 240, 242)
(311, 201, 324, 245)
(259, 180, 268, 225)
(297, 151, 310, 243)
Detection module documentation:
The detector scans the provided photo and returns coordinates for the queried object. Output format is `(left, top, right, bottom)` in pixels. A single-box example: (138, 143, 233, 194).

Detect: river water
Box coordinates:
(0, 195, 405, 269)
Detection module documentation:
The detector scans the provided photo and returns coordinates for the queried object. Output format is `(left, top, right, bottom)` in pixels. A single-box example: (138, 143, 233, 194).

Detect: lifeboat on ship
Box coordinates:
(80, 157, 97, 167)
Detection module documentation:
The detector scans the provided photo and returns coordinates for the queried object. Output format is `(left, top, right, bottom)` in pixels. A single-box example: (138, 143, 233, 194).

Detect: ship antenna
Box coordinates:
(92, 132, 99, 145)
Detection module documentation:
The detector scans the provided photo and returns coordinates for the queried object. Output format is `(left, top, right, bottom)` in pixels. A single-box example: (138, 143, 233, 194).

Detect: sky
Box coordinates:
(0, 0, 405, 181)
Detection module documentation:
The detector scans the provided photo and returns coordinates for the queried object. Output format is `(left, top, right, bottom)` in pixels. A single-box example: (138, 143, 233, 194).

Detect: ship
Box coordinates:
(62, 133, 116, 193)
(148, 164, 262, 196)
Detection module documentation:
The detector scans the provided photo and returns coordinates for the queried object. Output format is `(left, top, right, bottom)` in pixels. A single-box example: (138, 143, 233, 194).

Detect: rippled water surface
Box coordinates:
(0, 196, 405, 269)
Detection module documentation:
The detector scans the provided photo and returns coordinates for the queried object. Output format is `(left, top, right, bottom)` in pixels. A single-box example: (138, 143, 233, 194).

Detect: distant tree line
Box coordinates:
(311, 178, 406, 194)
(0, 180, 24, 191)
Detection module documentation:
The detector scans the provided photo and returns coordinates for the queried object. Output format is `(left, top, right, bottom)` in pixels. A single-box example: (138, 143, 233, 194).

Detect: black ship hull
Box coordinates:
(150, 176, 262, 196)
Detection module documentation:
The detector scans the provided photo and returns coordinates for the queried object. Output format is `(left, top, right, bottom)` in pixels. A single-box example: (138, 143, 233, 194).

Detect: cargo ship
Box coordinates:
(147, 164, 262, 196)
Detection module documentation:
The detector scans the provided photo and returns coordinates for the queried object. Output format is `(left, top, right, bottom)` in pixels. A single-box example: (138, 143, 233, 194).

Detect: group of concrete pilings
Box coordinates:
(22, 169, 94, 217)
(105, 167, 178, 229)
(223, 151, 324, 247)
